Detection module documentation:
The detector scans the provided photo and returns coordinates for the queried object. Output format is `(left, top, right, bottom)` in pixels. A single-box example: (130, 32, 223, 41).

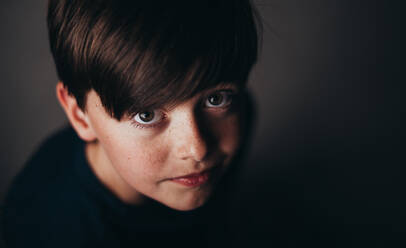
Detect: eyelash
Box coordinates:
(202, 90, 235, 110)
(130, 111, 167, 129)
(130, 89, 237, 129)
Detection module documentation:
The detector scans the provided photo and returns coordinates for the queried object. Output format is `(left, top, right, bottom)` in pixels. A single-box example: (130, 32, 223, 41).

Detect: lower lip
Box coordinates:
(170, 171, 210, 187)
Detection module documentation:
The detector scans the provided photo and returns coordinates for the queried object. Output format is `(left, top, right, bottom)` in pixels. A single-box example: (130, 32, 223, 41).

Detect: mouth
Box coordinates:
(170, 169, 213, 187)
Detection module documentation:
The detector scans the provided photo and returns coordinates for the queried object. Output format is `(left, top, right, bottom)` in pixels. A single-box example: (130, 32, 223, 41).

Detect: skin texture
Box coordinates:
(56, 82, 241, 211)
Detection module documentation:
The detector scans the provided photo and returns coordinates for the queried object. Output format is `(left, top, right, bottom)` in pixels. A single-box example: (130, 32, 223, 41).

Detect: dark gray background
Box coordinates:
(0, 0, 403, 246)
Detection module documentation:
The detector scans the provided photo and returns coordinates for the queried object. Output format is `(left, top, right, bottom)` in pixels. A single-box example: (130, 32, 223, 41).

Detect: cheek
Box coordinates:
(99, 129, 170, 182)
(128, 144, 169, 178)
(212, 115, 241, 155)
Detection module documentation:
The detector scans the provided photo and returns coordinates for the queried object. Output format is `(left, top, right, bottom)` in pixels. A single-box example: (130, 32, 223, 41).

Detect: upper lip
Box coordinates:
(171, 167, 215, 179)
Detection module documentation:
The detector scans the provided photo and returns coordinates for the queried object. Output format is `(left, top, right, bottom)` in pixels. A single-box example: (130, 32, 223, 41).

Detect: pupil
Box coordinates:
(208, 93, 223, 105)
(139, 111, 154, 122)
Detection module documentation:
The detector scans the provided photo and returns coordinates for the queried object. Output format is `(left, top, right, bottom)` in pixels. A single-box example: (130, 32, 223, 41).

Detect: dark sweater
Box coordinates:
(2, 127, 229, 248)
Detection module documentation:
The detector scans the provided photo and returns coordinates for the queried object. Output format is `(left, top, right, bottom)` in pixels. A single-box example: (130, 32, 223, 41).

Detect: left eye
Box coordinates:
(205, 91, 233, 108)
(134, 110, 164, 125)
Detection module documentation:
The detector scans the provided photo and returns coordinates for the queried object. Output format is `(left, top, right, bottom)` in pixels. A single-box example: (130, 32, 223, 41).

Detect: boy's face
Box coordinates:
(83, 84, 241, 211)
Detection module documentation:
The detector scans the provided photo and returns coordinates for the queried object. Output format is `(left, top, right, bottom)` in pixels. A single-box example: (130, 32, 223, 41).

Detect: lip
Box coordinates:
(170, 169, 212, 187)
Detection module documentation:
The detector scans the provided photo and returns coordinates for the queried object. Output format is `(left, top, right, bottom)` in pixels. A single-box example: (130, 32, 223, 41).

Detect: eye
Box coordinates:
(133, 110, 165, 127)
(205, 91, 233, 108)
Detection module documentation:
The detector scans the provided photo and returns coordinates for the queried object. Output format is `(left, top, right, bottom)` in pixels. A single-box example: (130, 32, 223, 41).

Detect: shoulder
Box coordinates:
(1, 127, 87, 247)
(4, 126, 79, 207)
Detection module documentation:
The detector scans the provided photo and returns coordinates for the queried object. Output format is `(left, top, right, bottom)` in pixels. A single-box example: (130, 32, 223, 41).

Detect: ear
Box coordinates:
(56, 82, 97, 142)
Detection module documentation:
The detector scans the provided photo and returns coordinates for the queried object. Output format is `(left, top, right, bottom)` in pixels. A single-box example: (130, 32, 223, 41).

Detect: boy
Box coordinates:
(2, 0, 259, 247)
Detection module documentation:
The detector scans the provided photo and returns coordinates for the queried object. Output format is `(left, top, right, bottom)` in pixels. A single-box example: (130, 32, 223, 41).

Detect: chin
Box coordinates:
(162, 191, 211, 211)
(168, 200, 207, 211)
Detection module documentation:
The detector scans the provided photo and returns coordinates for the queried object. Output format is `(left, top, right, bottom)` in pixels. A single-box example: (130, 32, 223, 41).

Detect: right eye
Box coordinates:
(204, 91, 234, 108)
(132, 110, 165, 128)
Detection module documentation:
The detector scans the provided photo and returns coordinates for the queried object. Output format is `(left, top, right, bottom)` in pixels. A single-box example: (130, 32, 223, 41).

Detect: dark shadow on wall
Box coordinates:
(230, 100, 404, 246)
(226, 1, 405, 247)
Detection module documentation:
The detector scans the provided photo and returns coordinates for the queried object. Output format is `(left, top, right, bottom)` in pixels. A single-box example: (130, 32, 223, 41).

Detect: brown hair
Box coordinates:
(47, 0, 261, 120)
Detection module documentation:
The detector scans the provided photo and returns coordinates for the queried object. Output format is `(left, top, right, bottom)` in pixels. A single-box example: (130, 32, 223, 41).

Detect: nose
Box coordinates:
(171, 110, 209, 162)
